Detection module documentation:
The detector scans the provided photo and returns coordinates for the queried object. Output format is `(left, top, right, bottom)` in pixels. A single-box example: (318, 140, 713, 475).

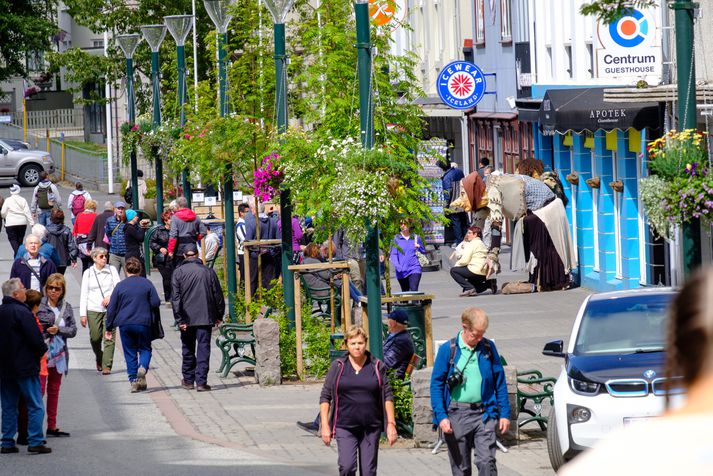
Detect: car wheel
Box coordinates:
(547, 407, 567, 471)
(19, 164, 42, 187)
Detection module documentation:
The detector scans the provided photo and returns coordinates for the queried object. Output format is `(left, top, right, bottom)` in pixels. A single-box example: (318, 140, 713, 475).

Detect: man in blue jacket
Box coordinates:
(0, 278, 51, 454)
(383, 309, 415, 379)
(430, 307, 510, 476)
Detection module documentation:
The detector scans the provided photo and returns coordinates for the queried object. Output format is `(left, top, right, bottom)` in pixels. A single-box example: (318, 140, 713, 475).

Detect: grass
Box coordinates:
(62, 139, 107, 155)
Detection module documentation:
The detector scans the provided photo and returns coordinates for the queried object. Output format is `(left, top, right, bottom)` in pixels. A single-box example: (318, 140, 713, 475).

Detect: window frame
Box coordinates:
(475, 0, 486, 47)
(500, 0, 512, 44)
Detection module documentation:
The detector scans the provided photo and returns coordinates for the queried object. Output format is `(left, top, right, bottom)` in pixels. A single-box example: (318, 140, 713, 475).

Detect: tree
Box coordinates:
(0, 0, 58, 81)
(580, 0, 656, 23)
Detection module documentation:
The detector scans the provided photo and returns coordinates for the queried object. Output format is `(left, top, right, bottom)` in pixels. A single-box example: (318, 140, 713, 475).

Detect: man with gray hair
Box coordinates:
(168, 196, 206, 267)
(0, 278, 51, 454)
(88, 201, 115, 252)
(430, 307, 510, 476)
(14, 224, 60, 267)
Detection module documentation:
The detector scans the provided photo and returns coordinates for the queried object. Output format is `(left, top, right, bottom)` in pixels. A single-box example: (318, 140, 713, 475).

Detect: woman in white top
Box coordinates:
(560, 267, 713, 476)
(2, 183, 34, 256)
(79, 246, 121, 374)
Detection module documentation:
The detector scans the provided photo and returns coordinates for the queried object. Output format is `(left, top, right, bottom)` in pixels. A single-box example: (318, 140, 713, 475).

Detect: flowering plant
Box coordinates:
(640, 129, 712, 238)
(120, 119, 181, 165)
(253, 153, 284, 202)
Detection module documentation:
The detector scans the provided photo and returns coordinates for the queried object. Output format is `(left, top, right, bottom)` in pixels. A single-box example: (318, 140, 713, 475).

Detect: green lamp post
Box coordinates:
(116, 33, 142, 209)
(264, 0, 296, 326)
(140, 24, 167, 216)
(204, 0, 238, 320)
(354, 0, 382, 359)
(164, 14, 195, 207)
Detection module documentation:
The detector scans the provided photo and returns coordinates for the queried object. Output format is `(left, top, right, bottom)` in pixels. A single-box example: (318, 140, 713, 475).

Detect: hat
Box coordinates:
(114, 201, 126, 209)
(183, 243, 199, 256)
(388, 309, 408, 325)
(125, 209, 137, 221)
(9, 184, 20, 194)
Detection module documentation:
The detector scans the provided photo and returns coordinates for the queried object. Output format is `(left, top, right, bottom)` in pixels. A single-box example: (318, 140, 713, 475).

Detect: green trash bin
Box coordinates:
(391, 303, 426, 364)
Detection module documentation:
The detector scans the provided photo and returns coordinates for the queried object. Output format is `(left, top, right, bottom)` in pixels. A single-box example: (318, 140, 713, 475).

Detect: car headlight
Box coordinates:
(569, 377, 601, 396)
(42, 155, 51, 162)
(567, 405, 592, 424)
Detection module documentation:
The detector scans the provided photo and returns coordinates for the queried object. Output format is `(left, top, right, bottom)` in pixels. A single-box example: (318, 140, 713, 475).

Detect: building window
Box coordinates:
(475, 0, 485, 46)
(92, 39, 105, 49)
(26, 51, 45, 72)
(565, 45, 573, 78)
(586, 43, 594, 78)
(500, 0, 512, 43)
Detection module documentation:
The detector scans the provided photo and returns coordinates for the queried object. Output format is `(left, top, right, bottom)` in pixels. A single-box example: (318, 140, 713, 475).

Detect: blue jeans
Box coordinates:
(119, 324, 152, 382)
(38, 209, 52, 227)
(348, 282, 362, 302)
(1, 376, 45, 447)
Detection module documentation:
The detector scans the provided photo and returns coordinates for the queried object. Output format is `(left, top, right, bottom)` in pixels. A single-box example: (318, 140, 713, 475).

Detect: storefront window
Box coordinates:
(475, 0, 485, 46)
(500, 0, 512, 43)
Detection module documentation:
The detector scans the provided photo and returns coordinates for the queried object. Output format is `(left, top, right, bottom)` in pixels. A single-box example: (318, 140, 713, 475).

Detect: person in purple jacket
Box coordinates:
(320, 326, 398, 476)
(389, 220, 425, 292)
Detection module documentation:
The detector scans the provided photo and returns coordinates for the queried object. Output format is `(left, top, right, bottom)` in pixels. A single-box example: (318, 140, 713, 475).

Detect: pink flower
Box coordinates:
(131, 124, 139, 132)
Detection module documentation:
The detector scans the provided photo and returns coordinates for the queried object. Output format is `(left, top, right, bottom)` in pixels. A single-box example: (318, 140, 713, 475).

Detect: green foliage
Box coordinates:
(46, 49, 121, 104)
(639, 175, 671, 239)
(0, 0, 58, 81)
(579, 0, 656, 24)
(388, 370, 413, 433)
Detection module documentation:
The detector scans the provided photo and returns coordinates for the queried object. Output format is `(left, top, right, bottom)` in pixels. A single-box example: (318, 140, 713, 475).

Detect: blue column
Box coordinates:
(617, 130, 641, 288)
(595, 130, 617, 288)
(572, 134, 592, 281)
(552, 134, 573, 224)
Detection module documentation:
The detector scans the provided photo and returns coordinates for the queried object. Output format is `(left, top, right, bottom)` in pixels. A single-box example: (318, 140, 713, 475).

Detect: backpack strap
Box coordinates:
(448, 337, 457, 370)
(21, 256, 43, 284)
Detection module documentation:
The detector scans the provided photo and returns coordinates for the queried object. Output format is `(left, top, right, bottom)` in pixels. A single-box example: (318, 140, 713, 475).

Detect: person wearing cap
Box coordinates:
(2, 183, 34, 256)
(123, 209, 149, 276)
(104, 202, 127, 275)
(88, 201, 115, 252)
(383, 309, 416, 379)
(171, 243, 225, 392)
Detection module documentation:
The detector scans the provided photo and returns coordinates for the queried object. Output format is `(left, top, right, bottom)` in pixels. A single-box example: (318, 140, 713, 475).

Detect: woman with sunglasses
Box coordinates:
(79, 247, 121, 375)
(36, 273, 77, 438)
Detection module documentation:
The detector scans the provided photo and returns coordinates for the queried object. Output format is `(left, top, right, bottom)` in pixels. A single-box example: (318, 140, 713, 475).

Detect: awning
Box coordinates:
(539, 87, 660, 135)
(515, 97, 542, 123)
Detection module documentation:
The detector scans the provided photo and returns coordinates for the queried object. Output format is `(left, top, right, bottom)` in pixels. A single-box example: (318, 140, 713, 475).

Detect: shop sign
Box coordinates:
(595, 7, 662, 84)
(437, 60, 487, 110)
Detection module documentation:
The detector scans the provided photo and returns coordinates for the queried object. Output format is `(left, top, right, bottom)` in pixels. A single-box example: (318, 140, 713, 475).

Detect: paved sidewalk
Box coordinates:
(0, 182, 588, 474)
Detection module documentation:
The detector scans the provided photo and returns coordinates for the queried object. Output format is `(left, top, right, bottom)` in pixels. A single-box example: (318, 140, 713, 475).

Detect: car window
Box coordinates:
(574, 294, 673, 355)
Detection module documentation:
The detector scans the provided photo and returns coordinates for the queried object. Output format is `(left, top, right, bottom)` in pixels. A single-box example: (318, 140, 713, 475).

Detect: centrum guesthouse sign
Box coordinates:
(437, 60, 487, 110)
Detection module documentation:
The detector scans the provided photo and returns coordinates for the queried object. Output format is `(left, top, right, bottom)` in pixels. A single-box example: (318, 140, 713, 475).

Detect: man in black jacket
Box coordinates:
(171, 244, 225, 392)
(88, 201, 115, 252)
(0, 278, 51, 454)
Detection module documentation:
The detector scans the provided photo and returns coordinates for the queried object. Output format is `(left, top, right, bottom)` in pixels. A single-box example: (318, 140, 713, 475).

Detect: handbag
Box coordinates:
(46, 302, 68, 374)
(150, 307, 164, 341)
(414, 235, 429, 267)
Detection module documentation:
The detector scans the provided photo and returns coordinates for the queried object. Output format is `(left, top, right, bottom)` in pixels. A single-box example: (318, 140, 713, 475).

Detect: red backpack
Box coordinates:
(71, 193, 86, 216)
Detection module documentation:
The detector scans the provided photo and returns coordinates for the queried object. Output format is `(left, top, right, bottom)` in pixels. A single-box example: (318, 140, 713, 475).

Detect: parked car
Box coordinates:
(0, 138, 55, 186)
(543, 288, 681, 471)
(0, 138, 30, 149)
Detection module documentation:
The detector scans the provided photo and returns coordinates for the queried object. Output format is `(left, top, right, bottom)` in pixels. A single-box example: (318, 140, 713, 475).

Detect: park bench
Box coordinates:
(300, 273, 343, 326)
(215, 306, 271, 378)
(515, 369, 556, 431)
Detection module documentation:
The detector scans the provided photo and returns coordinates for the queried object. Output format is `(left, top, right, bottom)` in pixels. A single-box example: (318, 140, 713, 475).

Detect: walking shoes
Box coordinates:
(46, 429, 70, 437)
(28, 445, 52, 454)
(196, 384, 212, 392)
(130, 381, 140, 393)
(1, 446, 19, 454)
(181, 380, 195, 390)
(136, 367, 148, 391)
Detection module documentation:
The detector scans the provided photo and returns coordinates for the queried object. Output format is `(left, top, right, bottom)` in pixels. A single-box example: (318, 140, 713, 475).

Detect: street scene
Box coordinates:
(1, 0, 713, 475)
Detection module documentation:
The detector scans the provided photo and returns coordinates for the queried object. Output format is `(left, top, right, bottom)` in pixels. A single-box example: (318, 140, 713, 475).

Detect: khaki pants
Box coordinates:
(109, 254, 125, 276)
(87, 310, 115, 370)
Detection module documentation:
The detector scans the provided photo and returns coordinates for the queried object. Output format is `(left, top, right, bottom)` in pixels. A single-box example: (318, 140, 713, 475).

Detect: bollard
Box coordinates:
(253, 317, 281, 386)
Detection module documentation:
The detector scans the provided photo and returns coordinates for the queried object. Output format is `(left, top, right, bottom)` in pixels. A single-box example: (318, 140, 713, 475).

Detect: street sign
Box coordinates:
(192, 192, 204, 202)
(437, 61, 487, 110)
(205, 196, 217, 206)
(595, 7, 662, 84)
(233, 191, 243, 202)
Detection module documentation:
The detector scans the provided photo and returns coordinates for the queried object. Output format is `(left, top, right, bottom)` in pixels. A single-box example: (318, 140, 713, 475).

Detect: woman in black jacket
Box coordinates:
(319, 326, 397, 476)
(149, 211, 173, 303)
(123, 209, 147, 277)
(45, 209, 77, 275)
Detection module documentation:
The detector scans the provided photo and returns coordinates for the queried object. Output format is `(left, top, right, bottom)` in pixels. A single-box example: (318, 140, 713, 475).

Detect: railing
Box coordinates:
(11, 108, 84, 132)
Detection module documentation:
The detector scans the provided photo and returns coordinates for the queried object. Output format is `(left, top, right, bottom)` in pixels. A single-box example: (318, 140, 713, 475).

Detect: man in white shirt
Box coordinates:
(235, 203, 248, 282)
(203, 228, 221, 262)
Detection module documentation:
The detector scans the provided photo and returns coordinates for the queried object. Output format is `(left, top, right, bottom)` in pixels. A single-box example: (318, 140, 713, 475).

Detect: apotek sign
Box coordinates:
(437, 61, 487, 110)
(595, 8, 662, 84)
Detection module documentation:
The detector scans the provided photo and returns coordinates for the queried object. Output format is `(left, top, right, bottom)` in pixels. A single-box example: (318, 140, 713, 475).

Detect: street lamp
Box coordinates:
(353, 0, 382, 359)
(140, 24, 167, 215)
(164, 14, 194, 207)
(116, 33, 142, 210)
(264, 0, 296, 327)
(204, 0, 238, 320)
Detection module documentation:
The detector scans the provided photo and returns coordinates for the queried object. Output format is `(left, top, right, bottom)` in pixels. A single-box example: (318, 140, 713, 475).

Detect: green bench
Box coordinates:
(214, 306, 271, 378)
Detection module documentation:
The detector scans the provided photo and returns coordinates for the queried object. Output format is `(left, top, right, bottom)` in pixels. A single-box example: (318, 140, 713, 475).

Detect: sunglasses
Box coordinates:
(96, 254, 107, 259)
(47, 285, 63, 292)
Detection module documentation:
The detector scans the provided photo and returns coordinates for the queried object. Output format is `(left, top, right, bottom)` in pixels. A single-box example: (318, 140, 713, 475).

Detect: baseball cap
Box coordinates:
(114, 201, 127, 209)
(388, 309, 408, 325)
(184, 243, 199, 256)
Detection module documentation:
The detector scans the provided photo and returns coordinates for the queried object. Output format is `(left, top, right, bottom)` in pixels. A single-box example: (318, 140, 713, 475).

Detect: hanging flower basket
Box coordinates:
(253, 152, 284, 203)
(640, 129, 713, 238)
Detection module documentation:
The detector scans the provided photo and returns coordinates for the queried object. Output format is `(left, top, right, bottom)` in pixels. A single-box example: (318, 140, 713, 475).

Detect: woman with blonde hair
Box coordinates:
(560, 267, 713, 475)
(320, 326, 398, 476)
(36, 273, 76, 438)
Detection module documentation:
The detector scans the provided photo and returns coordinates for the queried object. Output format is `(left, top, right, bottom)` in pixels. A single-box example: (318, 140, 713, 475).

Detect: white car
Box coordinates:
(542, 288, 681, 471)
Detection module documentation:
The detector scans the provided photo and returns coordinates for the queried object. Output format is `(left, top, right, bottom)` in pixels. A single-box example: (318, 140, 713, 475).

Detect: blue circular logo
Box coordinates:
(609, 9, 648, 48)
(437, 61, 487, 110)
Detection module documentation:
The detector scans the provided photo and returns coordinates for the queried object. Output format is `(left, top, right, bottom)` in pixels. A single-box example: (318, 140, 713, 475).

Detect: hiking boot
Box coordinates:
(181, 380, 195, 390)
(1, 446, 19, 454)
(136, 367, 147, 391)
(130, 381, 140, 393)
(196, 384, 212, 392)
(28, 445, 52, 454)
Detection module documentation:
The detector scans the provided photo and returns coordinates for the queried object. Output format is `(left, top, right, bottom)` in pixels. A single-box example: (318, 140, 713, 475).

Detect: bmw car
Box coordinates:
(542, 288, 681, 471)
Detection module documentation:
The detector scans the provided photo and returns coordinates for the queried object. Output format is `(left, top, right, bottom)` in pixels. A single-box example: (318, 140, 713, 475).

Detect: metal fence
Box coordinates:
(11, 108, 84, 138)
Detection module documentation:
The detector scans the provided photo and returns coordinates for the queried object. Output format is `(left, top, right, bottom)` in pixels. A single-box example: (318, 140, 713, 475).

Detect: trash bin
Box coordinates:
(392, 303, 426, 355)
(329, 333, 347, 362)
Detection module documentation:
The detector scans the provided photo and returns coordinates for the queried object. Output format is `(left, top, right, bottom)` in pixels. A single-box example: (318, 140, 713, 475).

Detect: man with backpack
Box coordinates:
(67, 182, 92, 223)
(31, 171, 61, 226)
(430, 307, 510, 476)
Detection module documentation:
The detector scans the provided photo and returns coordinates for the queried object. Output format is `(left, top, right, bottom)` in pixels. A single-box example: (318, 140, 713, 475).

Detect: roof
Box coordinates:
(588, 287, 676, 302)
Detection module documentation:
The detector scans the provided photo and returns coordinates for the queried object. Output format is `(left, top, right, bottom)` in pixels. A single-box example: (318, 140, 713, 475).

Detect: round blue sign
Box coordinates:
(437, 61, 487, 110)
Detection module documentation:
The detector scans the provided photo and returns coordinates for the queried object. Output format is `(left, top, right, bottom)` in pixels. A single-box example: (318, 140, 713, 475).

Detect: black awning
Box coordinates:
(539, 87, 660, 134)
(516, 97, 542, 123)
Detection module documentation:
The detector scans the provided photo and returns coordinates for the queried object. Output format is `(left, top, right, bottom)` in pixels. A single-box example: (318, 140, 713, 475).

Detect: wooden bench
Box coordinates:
(215, 306, 271, 378)
(516, 369, 556, 431)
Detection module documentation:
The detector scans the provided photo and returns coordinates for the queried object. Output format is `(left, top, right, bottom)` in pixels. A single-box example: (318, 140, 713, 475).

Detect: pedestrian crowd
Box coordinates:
(0, 181, 225, 455)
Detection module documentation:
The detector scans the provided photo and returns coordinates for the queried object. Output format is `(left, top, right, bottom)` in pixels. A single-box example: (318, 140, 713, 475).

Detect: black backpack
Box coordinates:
(124, 186, 133, 206)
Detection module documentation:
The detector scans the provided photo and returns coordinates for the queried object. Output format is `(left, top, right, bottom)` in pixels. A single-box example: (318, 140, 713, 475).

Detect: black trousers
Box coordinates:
(180, 325, 212, 386)
(6, 225, 26, 257)
(249, 253, 280, 297)
(156, 262, 173, 302)
(450, 267, 491, 293)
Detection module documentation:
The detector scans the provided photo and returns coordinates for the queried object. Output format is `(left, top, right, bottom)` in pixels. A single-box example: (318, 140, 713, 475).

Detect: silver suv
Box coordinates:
(0, 139, 55, 186)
